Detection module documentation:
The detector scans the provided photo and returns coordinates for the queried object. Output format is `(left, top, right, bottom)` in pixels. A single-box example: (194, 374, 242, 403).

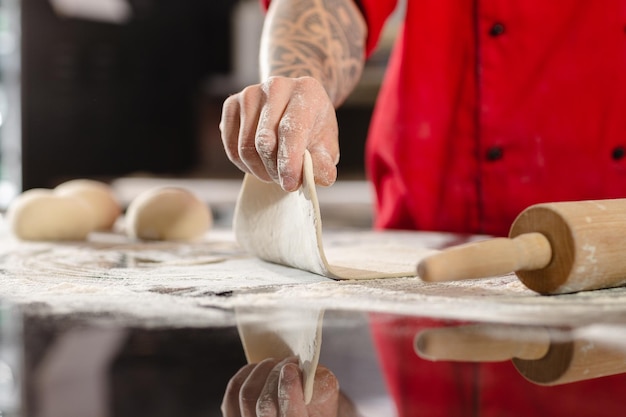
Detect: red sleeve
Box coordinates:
(259, 0, 398, 56)
(357, 0, 399, 55)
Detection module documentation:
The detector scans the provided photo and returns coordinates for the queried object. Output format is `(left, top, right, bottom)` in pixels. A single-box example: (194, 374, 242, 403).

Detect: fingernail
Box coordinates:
(280, 176, 296, 191)
(280, 363, 298, 384)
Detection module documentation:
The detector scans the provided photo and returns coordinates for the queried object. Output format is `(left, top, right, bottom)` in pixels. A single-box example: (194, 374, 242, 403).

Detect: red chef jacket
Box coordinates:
(258, 1, 626, 416)
(360, 0, 626, 235)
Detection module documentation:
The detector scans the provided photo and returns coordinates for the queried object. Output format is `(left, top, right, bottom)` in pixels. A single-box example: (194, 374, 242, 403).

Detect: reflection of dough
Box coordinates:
(235, 307, 324, 405)
(234, 150, 436, 279)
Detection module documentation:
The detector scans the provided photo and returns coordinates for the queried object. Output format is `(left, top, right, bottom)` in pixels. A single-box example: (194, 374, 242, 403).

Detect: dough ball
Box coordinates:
(55, 179, 121, 231)
(6, 189, 97, 241)
(125, 187, 212, 241)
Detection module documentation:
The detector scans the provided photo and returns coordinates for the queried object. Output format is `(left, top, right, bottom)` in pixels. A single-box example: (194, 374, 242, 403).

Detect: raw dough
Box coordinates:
(125, 187, 212, 241)
(55, 179, 121, 231)
(233, 150, 437, 279)
(6, 189, 96, 241)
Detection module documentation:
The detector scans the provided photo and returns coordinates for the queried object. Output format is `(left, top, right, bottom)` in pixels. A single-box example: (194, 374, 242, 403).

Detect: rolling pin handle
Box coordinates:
(417, 232, 553, 282)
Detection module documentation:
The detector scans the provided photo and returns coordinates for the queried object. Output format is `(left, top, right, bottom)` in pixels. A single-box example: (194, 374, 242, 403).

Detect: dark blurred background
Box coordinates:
(19, 0, 235, 191)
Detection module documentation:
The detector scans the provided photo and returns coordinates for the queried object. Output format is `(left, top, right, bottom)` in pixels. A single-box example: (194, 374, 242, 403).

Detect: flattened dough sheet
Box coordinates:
(233, 150, 437, 279)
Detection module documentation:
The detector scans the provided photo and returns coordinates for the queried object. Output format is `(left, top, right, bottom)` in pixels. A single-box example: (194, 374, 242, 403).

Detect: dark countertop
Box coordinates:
(2, 225, 626, 416)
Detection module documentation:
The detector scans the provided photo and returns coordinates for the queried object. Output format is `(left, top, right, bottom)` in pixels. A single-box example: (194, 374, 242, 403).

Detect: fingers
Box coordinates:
(219, 76, 339, 192)
(221, 363, 255, 417)
(309, 145, 339, 188)
(222, 357, 300, 417)
(256, 357, 299, 416)
(222, 359, 343, 417)
(220, 94, 245, 174)
(309, 367, 340, 408)
(278, 364, 342, 417)
(238, 85, 271, 182)
(276, 362, 308, 415)
(239, 358, 282, 417)
(274, 88, 310, 191)
(275, 77, 338, 191)
(256, 78, 294, 184)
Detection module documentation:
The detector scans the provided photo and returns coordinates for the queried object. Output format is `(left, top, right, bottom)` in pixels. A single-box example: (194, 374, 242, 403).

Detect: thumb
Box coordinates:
(277, 362, 308, 416)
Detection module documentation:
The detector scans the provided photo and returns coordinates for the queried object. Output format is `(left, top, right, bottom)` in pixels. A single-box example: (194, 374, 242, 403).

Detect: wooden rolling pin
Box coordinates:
(418, 199, 626, 294)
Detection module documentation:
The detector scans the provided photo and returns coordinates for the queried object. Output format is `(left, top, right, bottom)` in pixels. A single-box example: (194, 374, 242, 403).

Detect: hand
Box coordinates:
(220, 76, 340, 192)
(221, 357, 358, 417)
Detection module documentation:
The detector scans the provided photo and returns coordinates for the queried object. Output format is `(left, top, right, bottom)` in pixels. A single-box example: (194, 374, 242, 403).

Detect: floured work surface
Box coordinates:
(0, 228, 626, 328)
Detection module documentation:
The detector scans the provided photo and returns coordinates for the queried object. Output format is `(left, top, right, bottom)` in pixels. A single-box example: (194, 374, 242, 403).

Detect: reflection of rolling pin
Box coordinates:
(418, 199, 626, 294)
(512, 332, 626, 386)
(416, 324, 626, 386)
(415, 324, 550, 362)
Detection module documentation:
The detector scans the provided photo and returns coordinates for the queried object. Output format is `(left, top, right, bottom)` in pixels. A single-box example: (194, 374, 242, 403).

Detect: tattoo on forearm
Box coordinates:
(263, 0, 366, 105)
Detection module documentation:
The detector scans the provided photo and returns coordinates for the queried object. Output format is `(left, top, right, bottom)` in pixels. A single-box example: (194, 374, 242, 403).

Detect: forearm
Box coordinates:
(260, 0, 367, 106)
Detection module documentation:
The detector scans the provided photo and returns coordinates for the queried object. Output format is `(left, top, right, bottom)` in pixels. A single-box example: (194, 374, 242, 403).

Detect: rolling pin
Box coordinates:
(417, 199, 626, 294)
